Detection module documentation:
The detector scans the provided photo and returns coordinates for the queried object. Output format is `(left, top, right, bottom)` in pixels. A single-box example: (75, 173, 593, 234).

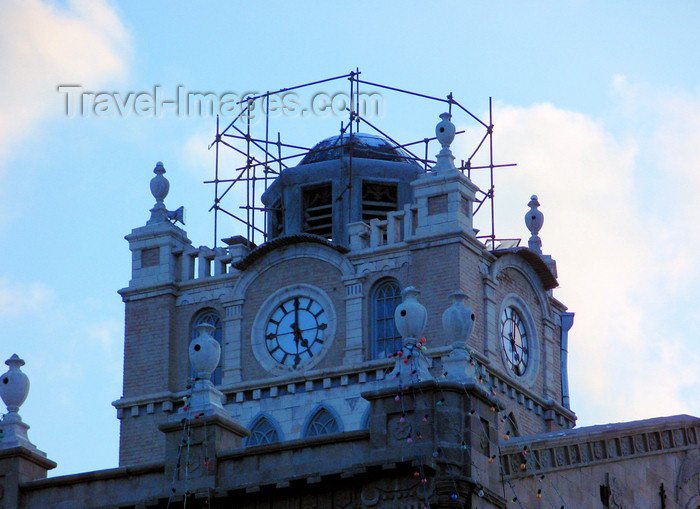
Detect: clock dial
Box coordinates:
(500, 306, 529, 376)
(265, 296, 327, 368)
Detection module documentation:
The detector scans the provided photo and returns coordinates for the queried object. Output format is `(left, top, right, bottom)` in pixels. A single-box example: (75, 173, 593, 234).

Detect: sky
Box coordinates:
(0, 0, 699, 477)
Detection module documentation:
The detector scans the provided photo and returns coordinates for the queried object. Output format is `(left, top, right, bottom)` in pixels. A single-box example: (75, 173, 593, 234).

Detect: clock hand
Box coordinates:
(290, 321, 309, 348)
(296, 322, 327, 334)
(294, 297, 299, 332)
(293, 299, 303, 349)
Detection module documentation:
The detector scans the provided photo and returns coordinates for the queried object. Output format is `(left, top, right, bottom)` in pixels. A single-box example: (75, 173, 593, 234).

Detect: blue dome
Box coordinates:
(300, 133, 419, 166)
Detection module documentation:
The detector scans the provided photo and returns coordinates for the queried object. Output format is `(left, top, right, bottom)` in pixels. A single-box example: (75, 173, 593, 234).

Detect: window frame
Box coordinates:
(370, 278, 403, 360)
(303, 405, 342, 438)
(246, 414, 282, 446)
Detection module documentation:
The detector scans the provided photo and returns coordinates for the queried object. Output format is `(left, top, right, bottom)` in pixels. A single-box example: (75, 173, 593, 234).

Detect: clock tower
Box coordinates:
(114, 112, 575, 469)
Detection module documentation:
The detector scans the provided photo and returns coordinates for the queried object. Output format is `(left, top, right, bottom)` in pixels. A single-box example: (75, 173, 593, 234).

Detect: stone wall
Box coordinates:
(501, 415, 700, 508)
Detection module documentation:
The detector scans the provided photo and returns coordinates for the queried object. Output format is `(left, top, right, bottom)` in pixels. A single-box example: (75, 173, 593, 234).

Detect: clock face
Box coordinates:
(500, 306, 529, 376)
(265, 296, 328, 368)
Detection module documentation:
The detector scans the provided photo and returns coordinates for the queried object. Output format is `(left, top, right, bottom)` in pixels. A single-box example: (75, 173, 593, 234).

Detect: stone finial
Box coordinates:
(0, 354, 29, 416)
(148, 161, 170, 224)
(185, 324, 226, 417)
(189, 323, 220, 383)
(387, 287, 432, 383)
(432, 113, 457, 174)
(147, 162, 186, 225)
(525, 195, 544, 254)
(441, 293, 477, 380)
(442, 292, 476, 347)
(0, 354, 37, 450)
(394, 287, 427, 341)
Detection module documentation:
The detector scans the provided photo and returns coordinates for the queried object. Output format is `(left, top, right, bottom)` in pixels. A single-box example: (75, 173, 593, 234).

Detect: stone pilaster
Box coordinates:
(160, 413, 249, 496)
(363, 380, 506, 508)
(481, 265, 498, 360)
(343, 278, 365, 366)
(221, 297, 244, 384)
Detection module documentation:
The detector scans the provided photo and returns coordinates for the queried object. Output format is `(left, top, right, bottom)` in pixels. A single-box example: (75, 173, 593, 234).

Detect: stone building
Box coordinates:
(0, 113, 698, 508)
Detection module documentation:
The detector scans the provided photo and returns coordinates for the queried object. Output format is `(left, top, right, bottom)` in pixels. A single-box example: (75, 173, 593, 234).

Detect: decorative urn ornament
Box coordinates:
(394, 286, 427, 341)
(189, 322, 220, 381)
(388, 286, 432, 383)
(525, 195, 544, 254)
(442, 291, 476, 347)
(0, 354, 30, 415)
(436, 112, 456, 149)
(432, 113, 458, 173)
(150, 161, 170, 206)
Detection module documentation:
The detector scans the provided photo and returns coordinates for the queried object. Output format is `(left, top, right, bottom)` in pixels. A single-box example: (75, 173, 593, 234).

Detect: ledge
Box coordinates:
(219, 429, 370, 460)
(20, 462, 164, 490)
(499, 414, 700, 478)
(0, 445, 57, 470)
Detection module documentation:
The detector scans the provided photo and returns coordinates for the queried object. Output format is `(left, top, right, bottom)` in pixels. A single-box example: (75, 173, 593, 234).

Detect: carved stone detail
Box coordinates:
(649, 433, 660, 451)
(620, 437, 631, 456)
(609, 475, 625, 509)
(676, 451, 700, 509)
(501, 424, 700, 480)
(555, 447, 567, 466)
(594, 441, 605, 459)
(674, 429, 685, 447)
(569, 445, 580, 463)
(359, 477, 430, 508)
(661, 431, 672, 449)
(389, 413, 412, 441)
(360, 486, 380, 506)
(580, 443, 590, 462)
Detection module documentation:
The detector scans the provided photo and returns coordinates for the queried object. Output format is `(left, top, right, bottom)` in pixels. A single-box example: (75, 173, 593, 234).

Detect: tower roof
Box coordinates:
(299, 132, 419, 166)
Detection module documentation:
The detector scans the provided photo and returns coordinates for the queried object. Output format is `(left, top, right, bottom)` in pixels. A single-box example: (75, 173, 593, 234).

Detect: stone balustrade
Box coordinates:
(348, 204, 416, 251)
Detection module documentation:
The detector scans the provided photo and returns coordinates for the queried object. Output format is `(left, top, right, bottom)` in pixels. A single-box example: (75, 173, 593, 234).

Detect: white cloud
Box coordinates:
(0, 278, 54, 317)
(468, 88, 700, 426)
(85, 319, 122, 354)
(0, 0, 130, 167)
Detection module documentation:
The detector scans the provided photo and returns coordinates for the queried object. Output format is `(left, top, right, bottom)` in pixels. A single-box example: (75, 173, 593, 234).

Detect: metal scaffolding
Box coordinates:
(206, 70, 515, 249)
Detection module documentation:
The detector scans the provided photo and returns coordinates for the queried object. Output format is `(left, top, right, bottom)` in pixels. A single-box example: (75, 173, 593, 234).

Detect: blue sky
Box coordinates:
(1, 0, 699, 476)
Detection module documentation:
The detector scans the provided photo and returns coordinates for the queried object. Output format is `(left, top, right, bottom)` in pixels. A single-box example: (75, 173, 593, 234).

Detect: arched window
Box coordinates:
(191, 309, 223, 385)
(304, 407, 340, 437)
(361, 406, 371, 430)
(371, 279, 402, 359)
(506, 412, 520, 438)
(246, 415, 281, 446)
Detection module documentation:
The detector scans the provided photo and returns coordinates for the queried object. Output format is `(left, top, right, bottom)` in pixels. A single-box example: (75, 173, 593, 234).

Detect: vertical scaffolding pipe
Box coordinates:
(214, 115, 220, 248)
(277, 132, 282, 175)
(488, 97, 496, 247)
(263, 93, 270, 242)
(355, 67, 361, 132)
(424, 139, 429, 171)
(347, 73, 355, 230)
(246, 99, 252, 246)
